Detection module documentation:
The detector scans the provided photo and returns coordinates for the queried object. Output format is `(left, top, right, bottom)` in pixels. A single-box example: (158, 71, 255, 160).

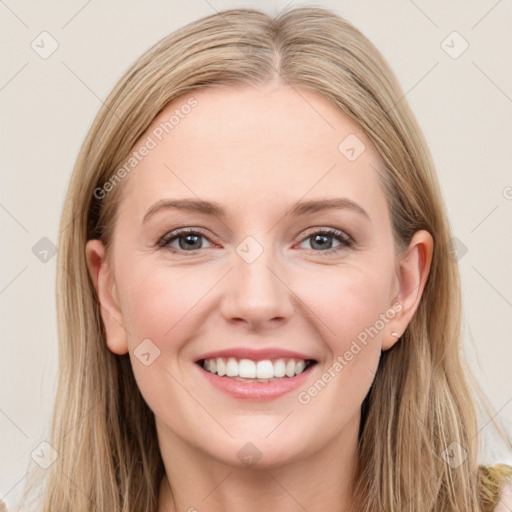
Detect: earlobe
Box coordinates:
(382, 230, 434, 351)
(85, 239, 129, 355)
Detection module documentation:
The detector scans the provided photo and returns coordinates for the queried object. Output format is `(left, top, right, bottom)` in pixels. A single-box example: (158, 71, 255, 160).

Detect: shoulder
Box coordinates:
(495, 482, 512, 512)
(480, 463, 512, 512)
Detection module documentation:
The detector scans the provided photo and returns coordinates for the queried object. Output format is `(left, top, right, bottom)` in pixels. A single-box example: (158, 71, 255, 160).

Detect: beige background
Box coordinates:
(1, 0, 511, 508)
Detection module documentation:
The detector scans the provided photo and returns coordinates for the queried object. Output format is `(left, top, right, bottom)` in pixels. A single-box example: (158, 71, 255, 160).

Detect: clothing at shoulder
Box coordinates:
(1, 467, 509, 512)
(480, 463, 512, 512)
(494, 484, 512, 512)
(494, 481, 512, 512)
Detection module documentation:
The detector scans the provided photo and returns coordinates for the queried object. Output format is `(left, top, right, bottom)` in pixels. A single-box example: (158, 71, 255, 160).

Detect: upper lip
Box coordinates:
(195, 347, 317, 363)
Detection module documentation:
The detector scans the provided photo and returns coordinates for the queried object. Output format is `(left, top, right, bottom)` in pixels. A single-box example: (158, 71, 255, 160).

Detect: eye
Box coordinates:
(157, 227, 353, 255)
(157, 228, 213, 252)
(297, 228, 353, 254)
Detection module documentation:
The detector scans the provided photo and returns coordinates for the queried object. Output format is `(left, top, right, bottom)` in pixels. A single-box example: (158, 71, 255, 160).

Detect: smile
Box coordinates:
(195, 352, 318, 400)
(200, 357, 315, 382)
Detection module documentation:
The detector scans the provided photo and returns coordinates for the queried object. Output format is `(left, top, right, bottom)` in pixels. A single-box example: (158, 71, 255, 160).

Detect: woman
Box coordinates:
(16, 5, 512, 511)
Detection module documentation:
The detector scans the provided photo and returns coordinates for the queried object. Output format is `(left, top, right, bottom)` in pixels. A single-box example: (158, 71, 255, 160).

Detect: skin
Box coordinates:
(86, 82, 433, 512)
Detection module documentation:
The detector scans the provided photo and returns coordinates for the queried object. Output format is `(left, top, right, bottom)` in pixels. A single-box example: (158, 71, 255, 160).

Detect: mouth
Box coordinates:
(196, 357, 318, 383)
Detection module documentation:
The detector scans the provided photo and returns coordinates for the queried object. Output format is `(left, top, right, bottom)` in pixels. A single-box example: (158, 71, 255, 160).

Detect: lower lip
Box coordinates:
(196, 362, 316, 401)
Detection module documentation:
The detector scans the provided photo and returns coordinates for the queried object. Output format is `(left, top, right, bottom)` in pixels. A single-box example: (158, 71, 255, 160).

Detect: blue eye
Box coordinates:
(298, 228, 353, 253)
(157, 228, 212, 252)
(157, 227, 353, 255)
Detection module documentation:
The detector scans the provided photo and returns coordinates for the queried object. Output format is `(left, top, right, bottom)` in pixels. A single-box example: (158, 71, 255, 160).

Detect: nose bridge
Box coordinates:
(221, 233, 294, 325)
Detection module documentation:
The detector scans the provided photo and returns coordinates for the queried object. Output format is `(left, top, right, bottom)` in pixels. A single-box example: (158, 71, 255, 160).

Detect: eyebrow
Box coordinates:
(142, 197, 370, 223)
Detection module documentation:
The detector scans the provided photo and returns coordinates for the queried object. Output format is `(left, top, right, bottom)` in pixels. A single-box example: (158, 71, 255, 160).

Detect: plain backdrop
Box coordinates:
(1, 0, 512, 508)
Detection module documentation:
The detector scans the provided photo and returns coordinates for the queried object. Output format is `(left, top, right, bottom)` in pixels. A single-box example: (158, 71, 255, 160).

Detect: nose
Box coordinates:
(220, 242, 295, 330)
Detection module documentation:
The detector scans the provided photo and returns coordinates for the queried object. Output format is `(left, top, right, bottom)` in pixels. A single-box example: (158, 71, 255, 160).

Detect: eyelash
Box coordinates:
(157, 227, 354, 256)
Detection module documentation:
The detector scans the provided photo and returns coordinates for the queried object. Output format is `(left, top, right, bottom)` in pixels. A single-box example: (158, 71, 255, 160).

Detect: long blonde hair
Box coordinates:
(19, 5, 511, 511)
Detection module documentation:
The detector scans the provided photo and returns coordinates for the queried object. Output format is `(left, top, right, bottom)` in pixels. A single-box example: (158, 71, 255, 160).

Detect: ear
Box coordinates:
(85, 239, 128, 355)
(382, 229, 434, 351)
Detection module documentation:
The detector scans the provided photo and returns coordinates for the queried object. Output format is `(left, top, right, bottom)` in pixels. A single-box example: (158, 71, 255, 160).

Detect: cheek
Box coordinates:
(119, 254, 395, 355)
(116, 261, 229, 408)
(118, 265, 210, 415)
(119, 251, 394, 371)
(294, 261, 395, 346)
(120, 263, 210, 343)
(291, 264, 394, 403)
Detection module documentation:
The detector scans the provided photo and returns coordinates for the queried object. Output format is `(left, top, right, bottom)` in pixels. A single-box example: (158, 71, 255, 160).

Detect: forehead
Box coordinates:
(116, 83, 386, 222)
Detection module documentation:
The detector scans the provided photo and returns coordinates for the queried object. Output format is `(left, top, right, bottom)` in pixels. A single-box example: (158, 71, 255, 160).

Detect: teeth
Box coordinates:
(285, 359, 296, 377)
(256, 360, 274, 379)
(216, 358, 226, 376)
(201, 357, 312, 379)
(239, 359, 256, 378)
(226, 357, 238, 377)
(273, 359, 286, 377)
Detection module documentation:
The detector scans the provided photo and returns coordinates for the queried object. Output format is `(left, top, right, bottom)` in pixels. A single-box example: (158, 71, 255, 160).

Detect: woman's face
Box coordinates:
(87, 83, 431, 469)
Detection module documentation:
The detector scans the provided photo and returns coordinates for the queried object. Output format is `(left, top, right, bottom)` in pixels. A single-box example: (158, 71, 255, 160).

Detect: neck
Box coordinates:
(157, 413, 360, 512)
